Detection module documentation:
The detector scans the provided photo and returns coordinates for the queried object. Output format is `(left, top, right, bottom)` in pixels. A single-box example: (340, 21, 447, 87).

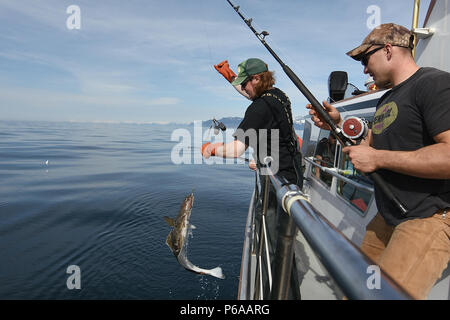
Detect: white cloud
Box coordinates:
(148, 97, 180, 105)
(0, 85, 180, 115)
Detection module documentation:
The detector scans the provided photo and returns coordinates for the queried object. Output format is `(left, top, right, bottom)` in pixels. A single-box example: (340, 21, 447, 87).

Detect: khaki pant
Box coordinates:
(360, 210, 450, 299)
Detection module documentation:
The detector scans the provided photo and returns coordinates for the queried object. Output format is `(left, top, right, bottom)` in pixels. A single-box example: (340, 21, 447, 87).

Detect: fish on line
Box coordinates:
(163, 192, 225, 279)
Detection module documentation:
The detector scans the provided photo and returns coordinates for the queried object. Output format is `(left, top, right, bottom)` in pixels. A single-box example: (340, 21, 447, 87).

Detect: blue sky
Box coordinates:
(0, 0, 431, 123)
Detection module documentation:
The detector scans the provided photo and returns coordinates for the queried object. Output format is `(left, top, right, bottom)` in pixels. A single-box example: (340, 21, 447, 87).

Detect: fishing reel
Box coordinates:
(210, 118, 226, 135)
(341, 116, 369, 141)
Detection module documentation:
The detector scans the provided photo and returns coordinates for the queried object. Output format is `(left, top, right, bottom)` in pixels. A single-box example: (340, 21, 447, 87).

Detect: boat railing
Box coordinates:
(238, 163, 412, 300)
(253, 175, 274, 299)
(238, 188, 256, 299)
(304, 156, 374, 193)
(238, 174, 276, 300)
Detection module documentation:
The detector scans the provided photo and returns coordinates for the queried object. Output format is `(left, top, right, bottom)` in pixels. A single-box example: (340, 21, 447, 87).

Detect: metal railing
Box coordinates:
(237, 189, 256, 299)
(253, 175, 273, 299)
(305, 156, 374, 193)
(238, 174, 277, 300)
(238, 166, 413, 300)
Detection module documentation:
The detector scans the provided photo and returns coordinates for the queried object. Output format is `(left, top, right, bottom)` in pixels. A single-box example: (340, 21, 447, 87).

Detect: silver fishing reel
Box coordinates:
(209, 118, 226, 135)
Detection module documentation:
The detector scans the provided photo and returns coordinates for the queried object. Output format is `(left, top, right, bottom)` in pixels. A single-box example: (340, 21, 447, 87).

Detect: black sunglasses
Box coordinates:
(241, 76, 253, 88)
(361, 46, 384, 67)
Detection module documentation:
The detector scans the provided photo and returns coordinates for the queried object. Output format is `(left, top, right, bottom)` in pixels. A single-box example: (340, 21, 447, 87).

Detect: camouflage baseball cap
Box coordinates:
(231, 58, 268, 86)
(346, 23, 414, 61)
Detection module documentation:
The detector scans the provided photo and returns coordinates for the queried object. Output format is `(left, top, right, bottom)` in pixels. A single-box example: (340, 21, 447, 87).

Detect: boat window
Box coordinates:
(301, 122, 314, 157)
(337, 154, 373, 214)
(312, 130, 337, 187)
(336, 115, 374, 214)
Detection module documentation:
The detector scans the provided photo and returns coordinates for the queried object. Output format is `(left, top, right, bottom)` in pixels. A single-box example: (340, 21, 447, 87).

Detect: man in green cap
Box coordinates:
(307, 23, 450, 299)
(204, 57, 302, 186)
(205, 57, 303, 299)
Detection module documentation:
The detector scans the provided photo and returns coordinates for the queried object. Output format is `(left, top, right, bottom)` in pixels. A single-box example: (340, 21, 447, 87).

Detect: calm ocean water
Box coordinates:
(0, 120, 255, 299)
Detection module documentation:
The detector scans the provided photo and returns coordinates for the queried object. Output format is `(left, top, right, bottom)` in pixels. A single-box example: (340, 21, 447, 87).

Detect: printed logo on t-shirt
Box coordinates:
(372, 101, 398, 134)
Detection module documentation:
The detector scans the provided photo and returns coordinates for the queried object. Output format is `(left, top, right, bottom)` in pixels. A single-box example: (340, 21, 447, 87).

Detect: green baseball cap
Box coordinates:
(231, 58, 268, 86)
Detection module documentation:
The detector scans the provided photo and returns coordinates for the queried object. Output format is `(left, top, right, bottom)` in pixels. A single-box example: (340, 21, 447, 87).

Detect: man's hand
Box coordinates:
(201, 142, 224, 159)
(306, 101, 342, 130)
(248, 160, 257, 171)
(342, 145, 380, 173)
(214, 60, 237, 83)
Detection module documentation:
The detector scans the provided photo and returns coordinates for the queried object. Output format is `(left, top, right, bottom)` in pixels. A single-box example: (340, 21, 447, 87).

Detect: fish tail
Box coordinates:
(180, 256, 225, 279)
(208, 266, 225, 279)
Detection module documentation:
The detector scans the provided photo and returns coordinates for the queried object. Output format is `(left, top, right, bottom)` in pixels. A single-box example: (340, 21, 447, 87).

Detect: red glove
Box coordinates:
(214, 60, 237, 83)
(201, 142, 224, 158)
(297, 135, 303, 149)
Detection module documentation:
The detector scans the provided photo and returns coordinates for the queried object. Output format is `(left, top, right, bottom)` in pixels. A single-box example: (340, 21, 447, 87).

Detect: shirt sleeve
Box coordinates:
(417, 70, 450, 137)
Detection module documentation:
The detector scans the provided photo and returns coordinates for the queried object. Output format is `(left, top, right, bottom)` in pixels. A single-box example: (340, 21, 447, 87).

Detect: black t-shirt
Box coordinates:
(372, 67, 450, 225)
(233, 87, 297, 183)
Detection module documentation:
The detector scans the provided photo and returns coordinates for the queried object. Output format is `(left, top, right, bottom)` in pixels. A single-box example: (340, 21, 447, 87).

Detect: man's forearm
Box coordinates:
(215, 140, 246, 158)
(376, 143, 450, 179)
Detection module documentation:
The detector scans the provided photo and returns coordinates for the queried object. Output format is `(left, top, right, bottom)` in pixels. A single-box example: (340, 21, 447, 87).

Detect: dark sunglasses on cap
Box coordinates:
(361, 46, 385, 67)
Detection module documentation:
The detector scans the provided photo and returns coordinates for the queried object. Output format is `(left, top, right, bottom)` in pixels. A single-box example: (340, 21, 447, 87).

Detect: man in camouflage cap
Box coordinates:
(346, 23, 414, 61)
(345, 23, 416, 89)
(307, 23, 450, 299)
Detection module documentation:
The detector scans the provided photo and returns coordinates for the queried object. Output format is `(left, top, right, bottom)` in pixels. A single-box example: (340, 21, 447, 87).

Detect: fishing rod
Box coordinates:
(226, 0, 408, 215)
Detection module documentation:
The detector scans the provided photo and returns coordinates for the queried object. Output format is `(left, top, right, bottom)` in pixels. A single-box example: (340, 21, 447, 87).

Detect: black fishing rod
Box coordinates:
(226, 0, 408, 215)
